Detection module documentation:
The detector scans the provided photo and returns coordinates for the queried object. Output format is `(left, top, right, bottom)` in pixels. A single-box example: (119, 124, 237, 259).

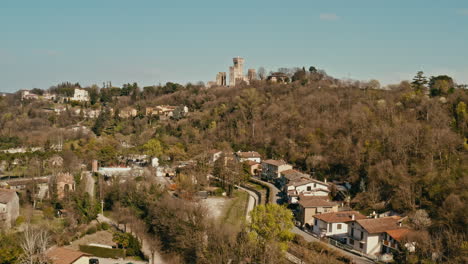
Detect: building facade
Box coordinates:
(0, 189, 20, 229)
(261, 159, 293, 180)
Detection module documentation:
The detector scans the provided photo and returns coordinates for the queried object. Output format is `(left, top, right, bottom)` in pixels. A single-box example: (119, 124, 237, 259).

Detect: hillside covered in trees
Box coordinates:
(0, 69, 467, 263)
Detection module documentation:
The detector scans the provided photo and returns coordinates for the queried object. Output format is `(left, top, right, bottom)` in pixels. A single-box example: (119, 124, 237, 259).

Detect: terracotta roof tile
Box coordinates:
(46, 247, 91, 264)
(314, 211, 366, 223)
(355, 216, 402, 234)
(298, 197, 338, 208)
(386, 228, 412, 241)
(262, 159, 289, 166)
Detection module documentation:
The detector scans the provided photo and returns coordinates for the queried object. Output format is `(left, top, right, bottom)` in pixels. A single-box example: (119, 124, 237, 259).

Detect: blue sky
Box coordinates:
(1, 0, 467, 92)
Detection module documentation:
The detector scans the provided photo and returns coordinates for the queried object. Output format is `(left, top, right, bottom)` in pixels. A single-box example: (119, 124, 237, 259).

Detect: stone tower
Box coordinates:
(229, 57, 245, 86)
(216, 72, 227, 86)
(248, 69, 257, 82)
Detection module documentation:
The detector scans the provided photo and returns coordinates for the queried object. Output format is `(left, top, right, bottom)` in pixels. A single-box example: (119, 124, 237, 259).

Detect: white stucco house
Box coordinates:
(286, 178, 330, 204)
(312, 211, 367, 239)
(235, 151, 262, 163)
(346, 216, 412, 258)
(71, 88, 90, 102)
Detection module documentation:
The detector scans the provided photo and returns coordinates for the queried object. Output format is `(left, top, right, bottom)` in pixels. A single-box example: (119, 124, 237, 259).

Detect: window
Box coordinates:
(359, 242, 364, 249)
(314, 219, 317, 226)
(360, 231, 364, 240)
(351, 228, 354, 237)
(349, 238, 354, 245)
(337, 224, 342, 230)
(307, 186, 312, 191)
(329, 224, 332, 232)
(314, 183, 317, 188)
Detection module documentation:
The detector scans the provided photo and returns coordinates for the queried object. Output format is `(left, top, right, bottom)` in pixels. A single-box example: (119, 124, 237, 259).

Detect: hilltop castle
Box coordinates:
(208, 57, 256, 87)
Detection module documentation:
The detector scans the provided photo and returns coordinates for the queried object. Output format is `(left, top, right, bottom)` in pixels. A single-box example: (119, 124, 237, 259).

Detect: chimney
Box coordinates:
(398, 222, 402, 227)
(351, 214, 355, 220)
(324, 178, 327, 183)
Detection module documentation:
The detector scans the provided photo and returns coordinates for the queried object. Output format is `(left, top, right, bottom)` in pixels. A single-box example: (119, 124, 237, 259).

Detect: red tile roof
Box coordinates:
(355, 216, 402, 234)
(262, 159, 289, 166)
(386, 228, 412, 242)
(314, 211, 366, 223)
(281, 169, 309, 181)
(46, 247, 91, 264)
(298, 197, 338, 208)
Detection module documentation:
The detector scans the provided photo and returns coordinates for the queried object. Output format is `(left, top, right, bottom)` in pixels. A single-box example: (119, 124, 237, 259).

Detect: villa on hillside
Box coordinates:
(297, 196, 339, 227)
(346, 216, 415, 260)
(235, 151, 261, 163)
(286, 178, 330, 204)
(261, 159, 292, 181)
(312, 211, 366, 239)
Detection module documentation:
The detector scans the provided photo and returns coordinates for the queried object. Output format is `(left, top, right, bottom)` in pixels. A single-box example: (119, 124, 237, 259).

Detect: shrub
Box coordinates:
(86, 226, 97, 235)
(100, 222, 110, 230)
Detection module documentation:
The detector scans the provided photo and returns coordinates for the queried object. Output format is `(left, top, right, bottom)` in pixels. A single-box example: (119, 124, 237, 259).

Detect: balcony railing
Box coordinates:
(383, 240, 397, 249)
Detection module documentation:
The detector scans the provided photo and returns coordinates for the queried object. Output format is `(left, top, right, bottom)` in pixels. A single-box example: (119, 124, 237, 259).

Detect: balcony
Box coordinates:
(383, 240, 398, 249)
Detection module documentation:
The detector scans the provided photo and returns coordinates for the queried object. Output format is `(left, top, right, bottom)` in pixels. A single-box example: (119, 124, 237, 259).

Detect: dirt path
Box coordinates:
(97, 214, 165, 264)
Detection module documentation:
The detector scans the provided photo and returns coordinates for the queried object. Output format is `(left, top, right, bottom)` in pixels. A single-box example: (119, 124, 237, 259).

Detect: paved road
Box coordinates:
(236, 185, 259, 222)
(97, 214, 165, 264)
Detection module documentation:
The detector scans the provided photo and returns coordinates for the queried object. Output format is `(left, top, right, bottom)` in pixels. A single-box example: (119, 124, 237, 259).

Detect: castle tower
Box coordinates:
(229, 57, 245, 86)
(216, 72, 227, 86)
(248, 69, 257, 82)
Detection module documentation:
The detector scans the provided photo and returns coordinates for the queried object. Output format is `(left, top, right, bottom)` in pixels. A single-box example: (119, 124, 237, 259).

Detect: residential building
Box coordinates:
(244, 160, 261, 176)
(0, 189, 19, 229)
(118, 107, 138, 118)
(46, 247, 92, 264)
(261, 159, 293, 180)
(267, 72, 289, 83)
(297, 196, 339, 226)
(286, 178, 330, 203)
(382, 228, 415, 256)
(346, 216, 406, 257)
(4, 178, 49, 200)
(20, 90, 39, 100)
(312, 211, 366, 239)
(279, 169, 309, 188)
(70, 88, 90, 102)
(235, 151, 261, 163)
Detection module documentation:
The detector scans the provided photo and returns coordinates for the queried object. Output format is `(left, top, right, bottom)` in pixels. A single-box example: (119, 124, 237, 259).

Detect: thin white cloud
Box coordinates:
(457, 9, 468, 16)
(319, 13, 340, 21)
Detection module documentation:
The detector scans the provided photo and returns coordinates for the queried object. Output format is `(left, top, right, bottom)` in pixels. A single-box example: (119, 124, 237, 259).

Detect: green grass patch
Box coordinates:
(222, 190, 249, 227)
(79, 245, 125, 259)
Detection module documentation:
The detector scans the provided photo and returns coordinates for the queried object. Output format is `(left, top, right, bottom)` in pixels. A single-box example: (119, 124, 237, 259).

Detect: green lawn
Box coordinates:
(222, 190, 249, 227)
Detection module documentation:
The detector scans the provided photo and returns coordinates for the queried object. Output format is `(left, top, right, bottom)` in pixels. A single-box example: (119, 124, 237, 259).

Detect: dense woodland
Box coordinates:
(0, 69, 467, 263)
